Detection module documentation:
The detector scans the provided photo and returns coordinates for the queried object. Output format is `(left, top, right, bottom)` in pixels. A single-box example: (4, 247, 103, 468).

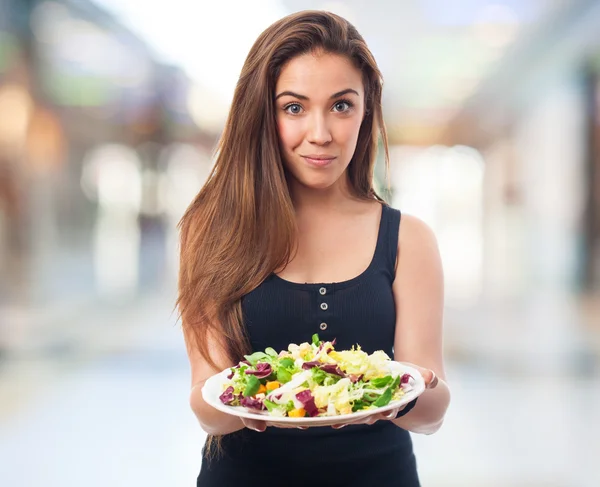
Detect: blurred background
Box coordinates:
(1, 0, 599, 485)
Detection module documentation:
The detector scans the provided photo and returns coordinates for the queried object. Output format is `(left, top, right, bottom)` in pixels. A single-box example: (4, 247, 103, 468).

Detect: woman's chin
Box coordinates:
(299, 177, 338, 191)
(286, 168, 347, 192)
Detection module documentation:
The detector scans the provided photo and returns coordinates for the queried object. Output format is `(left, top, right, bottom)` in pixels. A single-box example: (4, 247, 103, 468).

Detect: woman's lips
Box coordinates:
(302, 156, 336, 167)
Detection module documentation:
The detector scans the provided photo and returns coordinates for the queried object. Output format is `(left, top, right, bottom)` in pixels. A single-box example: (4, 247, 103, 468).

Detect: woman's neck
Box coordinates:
(288, 173, 355, 214)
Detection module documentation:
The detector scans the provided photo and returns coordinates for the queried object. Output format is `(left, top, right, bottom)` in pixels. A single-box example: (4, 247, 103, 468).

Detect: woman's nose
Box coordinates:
(306, 113, 332, 145)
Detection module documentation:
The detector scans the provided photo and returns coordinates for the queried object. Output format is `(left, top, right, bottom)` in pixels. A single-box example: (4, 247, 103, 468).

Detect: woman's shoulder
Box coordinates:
(395, 210, 440, 254)
(391, 209, 443, 280)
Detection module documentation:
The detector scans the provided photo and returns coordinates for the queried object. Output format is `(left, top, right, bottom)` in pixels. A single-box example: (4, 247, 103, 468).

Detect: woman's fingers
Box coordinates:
(242, 418, 267, 432)
(418, 367, 438, 389)
(331, 407, 399, 429)
(427, 370, 439, 389)
(401, 362, 439, 389)
(267, 422, 308, 430)
(384, 408, 399, 420)
(243, 419, 308, 431)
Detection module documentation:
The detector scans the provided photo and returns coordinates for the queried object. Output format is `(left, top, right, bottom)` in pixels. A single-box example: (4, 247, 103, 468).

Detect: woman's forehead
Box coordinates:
(275, 52, 363, 98)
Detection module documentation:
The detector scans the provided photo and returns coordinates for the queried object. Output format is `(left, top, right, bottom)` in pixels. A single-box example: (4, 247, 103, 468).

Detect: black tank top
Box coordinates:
(198, 203, 421, 487)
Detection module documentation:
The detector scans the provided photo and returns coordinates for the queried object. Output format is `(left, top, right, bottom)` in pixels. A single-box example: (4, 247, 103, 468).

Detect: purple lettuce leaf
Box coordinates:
(240, 396, 266, 410)
(302, 361, 346, 377)
(244, 362, 272, 379)
(302, 361, 320, 369)
(349, 374, 363, 383)
(226, 365, 240, 380)
(219, 386, 236, 405)
(295, 390, 319, 417)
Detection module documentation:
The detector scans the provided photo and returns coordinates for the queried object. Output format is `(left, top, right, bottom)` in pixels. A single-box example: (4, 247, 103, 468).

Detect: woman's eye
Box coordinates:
(333, 101, 352, 112)
(284, 103, 303, 115)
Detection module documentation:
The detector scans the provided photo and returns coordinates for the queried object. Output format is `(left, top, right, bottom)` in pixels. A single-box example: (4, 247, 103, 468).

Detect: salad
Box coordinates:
(218, 334, 416, 418)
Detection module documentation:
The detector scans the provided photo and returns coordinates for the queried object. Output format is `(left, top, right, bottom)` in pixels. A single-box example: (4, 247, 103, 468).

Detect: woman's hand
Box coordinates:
(241, 417, 308, 432)
(331, 363, 439, 430)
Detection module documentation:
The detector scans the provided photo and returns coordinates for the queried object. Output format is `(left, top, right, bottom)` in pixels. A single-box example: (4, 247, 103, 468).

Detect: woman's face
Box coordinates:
(275, 51, 365, 191)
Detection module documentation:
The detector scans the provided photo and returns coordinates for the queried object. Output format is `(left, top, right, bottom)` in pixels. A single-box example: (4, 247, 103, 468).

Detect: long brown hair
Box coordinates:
(178, 9, 389, 384)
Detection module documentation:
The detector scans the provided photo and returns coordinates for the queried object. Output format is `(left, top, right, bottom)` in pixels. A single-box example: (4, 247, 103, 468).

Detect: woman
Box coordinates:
(178, 10, 451, 487)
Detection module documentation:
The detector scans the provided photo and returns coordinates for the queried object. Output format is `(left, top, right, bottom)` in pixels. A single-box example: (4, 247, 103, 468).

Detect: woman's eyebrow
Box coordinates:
(274, 88, 360, 101)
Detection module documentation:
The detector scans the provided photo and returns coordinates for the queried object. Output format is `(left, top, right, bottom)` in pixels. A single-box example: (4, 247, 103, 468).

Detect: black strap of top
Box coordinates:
(384, 205, 401, 274)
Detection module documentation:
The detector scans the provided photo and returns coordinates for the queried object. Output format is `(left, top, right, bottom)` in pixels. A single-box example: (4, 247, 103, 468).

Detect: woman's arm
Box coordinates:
(391, 214, 451, 434)
(184, 327, 246, 436)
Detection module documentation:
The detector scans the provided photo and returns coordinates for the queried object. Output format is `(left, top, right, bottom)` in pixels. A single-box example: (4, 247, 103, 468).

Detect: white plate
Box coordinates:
(201, 361, 426, 427)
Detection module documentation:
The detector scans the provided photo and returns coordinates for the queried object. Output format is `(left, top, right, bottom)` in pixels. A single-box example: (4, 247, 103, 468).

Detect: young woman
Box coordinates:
(178, 10, 450, 487)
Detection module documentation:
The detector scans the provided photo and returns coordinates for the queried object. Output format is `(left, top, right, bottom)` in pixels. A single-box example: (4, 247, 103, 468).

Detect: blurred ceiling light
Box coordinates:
(440, 145, 485, 192)
(52, 19, 123, 75)
(158, 143, 212, 218)
(0, 84, 33, 149)
(80, 144, 142, 211)
(187, 84, 229, 133)
(472, 4, 520, 49)
(30, 1, 70, 44)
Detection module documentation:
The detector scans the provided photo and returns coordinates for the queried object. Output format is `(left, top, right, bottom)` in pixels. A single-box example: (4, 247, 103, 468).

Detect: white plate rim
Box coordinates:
(201, 361, 426, 427)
